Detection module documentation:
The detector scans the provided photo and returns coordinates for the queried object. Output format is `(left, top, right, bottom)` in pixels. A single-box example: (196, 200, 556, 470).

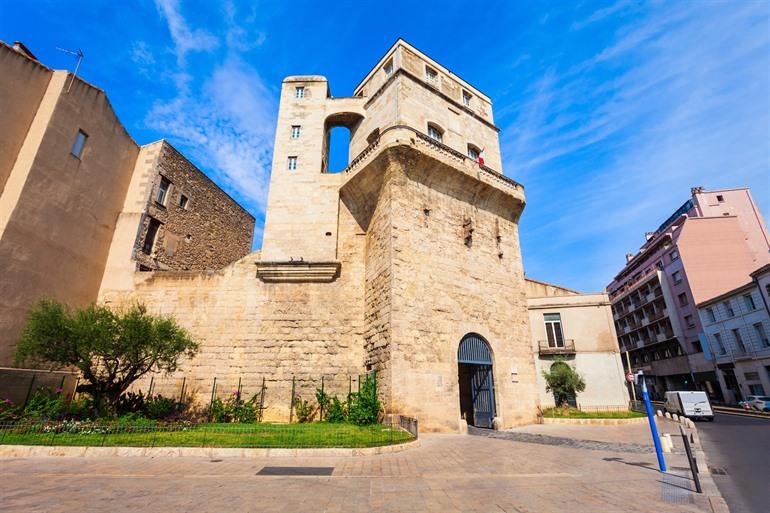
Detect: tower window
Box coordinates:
(291, 125, 301, 139)
(462, 90, 472, 107)
(71, 130, 88, 158)
(427, 123, 443, 143)
(425, 66, 438, 84)
(156, 176, 171, 206)
(295, 87, 305, 99)
(384, 59, 394, 77)
(179, 194, 189, 209)
(287, 156, 298, 171)
(716, 195, 724, 202)
(467, 144, 481, 161)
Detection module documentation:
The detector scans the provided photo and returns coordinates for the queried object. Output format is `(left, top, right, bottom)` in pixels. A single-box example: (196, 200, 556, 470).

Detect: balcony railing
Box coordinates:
(538, 340, 576, 355)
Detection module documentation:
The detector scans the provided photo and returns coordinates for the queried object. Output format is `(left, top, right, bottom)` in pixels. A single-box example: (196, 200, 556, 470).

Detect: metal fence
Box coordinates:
(0, 419, 416, 449)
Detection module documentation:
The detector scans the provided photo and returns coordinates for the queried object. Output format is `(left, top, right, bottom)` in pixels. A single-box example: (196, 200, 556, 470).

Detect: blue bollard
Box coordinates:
(642, 377, 667, 472)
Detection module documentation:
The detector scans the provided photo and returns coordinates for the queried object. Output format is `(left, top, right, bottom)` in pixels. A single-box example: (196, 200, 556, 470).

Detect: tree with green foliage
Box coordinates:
(542, 359, 586, 407)
(348, 373, 381, 425)
(15, 300, 198, 413)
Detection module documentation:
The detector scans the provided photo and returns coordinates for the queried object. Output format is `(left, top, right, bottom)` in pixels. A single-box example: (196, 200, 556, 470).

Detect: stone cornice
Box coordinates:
(255, 261, 341, 283)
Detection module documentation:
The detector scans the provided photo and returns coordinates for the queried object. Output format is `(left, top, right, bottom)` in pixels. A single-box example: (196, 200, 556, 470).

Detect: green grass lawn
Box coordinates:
(542, 407, 645, 419)
(0, 422, 414, 448)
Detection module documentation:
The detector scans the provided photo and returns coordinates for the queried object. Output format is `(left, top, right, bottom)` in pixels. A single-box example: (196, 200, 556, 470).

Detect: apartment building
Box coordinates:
(607, 187, 770, 400)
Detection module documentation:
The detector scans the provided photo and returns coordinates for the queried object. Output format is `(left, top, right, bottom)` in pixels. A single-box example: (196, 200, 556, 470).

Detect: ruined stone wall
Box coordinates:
(135, 141, 255, 271)
(103, 202, 366, 421)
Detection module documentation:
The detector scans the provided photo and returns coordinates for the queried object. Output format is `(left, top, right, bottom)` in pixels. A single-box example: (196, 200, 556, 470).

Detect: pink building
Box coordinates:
(606, 187, 770, 400)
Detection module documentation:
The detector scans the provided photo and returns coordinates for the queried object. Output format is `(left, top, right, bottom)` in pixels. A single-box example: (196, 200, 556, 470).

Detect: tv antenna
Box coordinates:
(56, 47, 84, 93)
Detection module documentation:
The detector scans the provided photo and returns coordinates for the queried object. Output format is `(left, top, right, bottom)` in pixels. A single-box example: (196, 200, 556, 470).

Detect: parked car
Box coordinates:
(738, 395, 760, 410)
(664, 391, 714, 421)
(748, 396, 770, 412)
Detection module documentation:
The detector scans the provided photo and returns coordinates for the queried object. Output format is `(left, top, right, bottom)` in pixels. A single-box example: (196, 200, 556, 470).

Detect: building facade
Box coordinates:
(697, 264, 770, 403)
(607, 187, 770, 400)
(526, 279, 629, 410)
(0, 41, 254, 366)
(100, 39, 628, 431)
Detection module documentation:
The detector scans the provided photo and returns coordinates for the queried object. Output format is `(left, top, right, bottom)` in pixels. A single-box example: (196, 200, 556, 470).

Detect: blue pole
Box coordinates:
(642, 377, 666, 472)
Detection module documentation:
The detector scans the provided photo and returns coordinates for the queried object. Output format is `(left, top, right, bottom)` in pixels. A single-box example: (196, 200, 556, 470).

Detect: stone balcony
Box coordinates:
(538, 340, 577, 355)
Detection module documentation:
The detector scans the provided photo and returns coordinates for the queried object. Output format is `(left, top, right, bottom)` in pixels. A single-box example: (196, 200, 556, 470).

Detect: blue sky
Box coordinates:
(2, 1, 768, 292)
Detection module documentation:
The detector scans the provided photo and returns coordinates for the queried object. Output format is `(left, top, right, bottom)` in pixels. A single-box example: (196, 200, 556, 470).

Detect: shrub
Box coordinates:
(325, 396, 347, 423)
(0, 398, 21, 421)
(209, 391, 263, 423)
(22, 387, 68, 420)
(315, 387, 330, 420)
(348, 374, 381, 425)
(293, 395, 316, 423)
(542, 359, 586, 407)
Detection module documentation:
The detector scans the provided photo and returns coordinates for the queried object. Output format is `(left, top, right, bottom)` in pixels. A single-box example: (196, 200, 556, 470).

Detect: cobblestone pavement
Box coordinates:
(0, 430, 719, 513)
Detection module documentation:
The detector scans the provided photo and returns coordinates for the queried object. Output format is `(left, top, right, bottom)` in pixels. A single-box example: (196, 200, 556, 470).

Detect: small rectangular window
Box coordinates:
(745, 371, 760, 381)
(716, 194, 724, 202)
(544, 313, 564, 348)
(684, 315, 695, 328)
(156, 176, 171, 206)
(749, 384, 765, 395)
(295, 86, 305, 99)
(427, 124, 442, 142)
(678, 292, 689, 306)
(669, 249, 680, 262)
(732, 328, 746, 352)
(179, 194, 189, 209)
(468, 146, 479, 161)
(384, 59, 394, 77)
(724, 300, 734, 317)
(713, 332, 726, 355)
(291, 125, 301, 139)
(71, 130, 88, 158)
(142, 217, 161, 255)
(744, 294, 756, 311)
(462, 90, 472, 107)
(287, 156, 298, 171)
(754, 322, 769, 347)
(706, 307, 716, 323)
(672, 270, 682, 284)
(425, 66, 438, 84)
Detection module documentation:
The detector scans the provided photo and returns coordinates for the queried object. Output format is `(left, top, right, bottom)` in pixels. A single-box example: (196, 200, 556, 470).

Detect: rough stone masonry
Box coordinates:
(100, 39, 540, 432)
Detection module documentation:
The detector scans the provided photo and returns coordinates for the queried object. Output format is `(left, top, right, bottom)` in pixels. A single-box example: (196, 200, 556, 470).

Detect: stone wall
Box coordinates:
(102, 202, 367, 421)
(135, 141, 254, 272)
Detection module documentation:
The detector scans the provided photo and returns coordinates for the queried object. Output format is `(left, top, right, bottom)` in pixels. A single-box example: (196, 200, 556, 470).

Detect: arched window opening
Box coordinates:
(326, 126, 351, 173)
(427, 123, 443, 143)
(322, 112, 364, 174)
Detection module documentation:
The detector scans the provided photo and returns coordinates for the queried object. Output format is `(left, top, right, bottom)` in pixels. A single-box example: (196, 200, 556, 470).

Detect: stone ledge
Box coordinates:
(0, 439, 419, 459)
(255, 261, 341, 283)
(543, 417, 647, 426)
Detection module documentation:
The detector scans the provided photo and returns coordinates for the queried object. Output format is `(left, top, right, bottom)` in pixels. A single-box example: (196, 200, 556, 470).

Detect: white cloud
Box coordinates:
(506, 2, 770, 290)
(146, 0, 277, 244)
(153, 0, 219, 64)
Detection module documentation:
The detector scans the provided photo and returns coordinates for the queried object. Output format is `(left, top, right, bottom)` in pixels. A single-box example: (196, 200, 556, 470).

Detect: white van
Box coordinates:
(664, 391, 714, 421)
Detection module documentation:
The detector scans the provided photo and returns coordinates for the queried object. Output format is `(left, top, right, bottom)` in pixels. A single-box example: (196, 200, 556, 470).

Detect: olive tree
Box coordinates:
(16, 300, 198, 412)
(542, 359, 586, 407)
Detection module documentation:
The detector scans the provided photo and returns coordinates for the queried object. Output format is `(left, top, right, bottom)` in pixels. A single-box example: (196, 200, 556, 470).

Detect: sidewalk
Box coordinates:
(0, 421, 727, 512)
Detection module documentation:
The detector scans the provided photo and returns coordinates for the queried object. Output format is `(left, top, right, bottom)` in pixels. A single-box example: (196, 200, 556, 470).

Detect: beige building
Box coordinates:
(526, 279, 629, 409)
(101, 39, 628, 431)
(0, 41, 254, 366)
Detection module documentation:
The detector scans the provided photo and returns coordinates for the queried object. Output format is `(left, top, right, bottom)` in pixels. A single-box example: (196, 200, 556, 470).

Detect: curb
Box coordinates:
(0, 439, 420, 459)
(542, 417, 647, 426)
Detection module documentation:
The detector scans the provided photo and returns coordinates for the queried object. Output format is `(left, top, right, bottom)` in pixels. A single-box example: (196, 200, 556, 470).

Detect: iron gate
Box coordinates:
(458, 334, 496, 428)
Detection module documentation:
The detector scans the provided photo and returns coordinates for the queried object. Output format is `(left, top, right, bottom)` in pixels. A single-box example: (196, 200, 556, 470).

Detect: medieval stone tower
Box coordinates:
(100, 39, 538, 431)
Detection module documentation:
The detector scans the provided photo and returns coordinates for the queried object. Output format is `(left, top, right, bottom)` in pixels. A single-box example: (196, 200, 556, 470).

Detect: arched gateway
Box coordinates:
(457, 334, 496, 428)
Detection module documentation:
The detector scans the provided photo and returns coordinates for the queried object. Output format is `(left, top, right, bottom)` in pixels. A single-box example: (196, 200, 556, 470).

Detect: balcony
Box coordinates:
(538, 340, 577, 355)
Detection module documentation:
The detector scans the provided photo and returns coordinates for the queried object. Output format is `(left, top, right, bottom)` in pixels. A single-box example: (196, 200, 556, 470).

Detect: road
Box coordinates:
(697, 412, 770, 513)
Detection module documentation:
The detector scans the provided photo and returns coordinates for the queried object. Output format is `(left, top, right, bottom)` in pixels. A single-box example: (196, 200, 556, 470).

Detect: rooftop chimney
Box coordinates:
(12, 41, 38, 61)
(690, 186, 704, 195)
(644, 232, 655, 241)
(625, 252, 634, 263)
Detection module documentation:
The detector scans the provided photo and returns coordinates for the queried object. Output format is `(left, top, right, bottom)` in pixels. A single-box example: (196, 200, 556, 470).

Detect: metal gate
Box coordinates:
(458, 334, 496, 428)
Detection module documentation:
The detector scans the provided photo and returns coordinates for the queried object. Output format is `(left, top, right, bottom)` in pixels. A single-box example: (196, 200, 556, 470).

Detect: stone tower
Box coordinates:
(100, 39, 538, 432)
(258, 39, 537, 430)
